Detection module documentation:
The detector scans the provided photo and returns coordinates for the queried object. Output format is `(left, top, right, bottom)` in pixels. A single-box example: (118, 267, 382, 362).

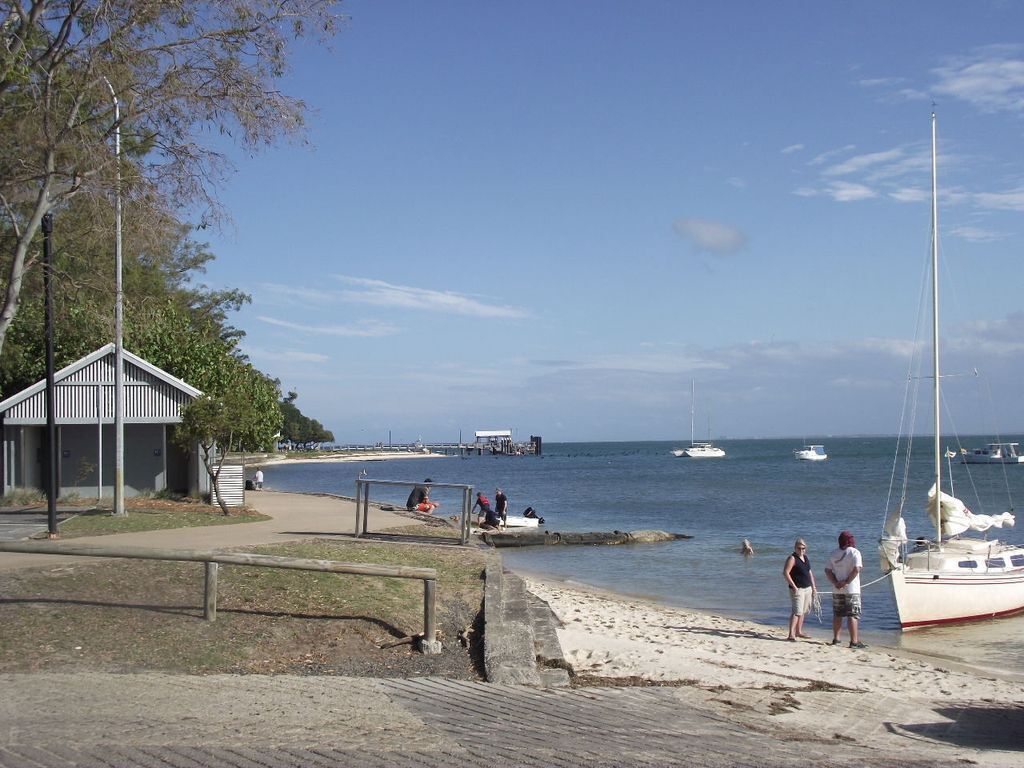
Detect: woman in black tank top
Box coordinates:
(783, 537, 817, 640)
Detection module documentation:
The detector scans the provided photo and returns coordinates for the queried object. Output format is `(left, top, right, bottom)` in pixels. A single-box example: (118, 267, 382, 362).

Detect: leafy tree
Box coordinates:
(176, 355, 282, 515)
(0, 0, 343, 357)
(0, 197, 249, 397)
(279, 392, 334, 444)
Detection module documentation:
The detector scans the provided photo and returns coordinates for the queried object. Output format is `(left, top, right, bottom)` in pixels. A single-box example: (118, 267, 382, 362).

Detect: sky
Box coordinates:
(198, 0, 1024, 444)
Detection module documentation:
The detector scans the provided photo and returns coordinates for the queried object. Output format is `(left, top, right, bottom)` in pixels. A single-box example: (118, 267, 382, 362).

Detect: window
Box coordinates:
(1010, 555, 1024, 568)
(986, 558, 1006, 569)
(958, 560, 978, 568)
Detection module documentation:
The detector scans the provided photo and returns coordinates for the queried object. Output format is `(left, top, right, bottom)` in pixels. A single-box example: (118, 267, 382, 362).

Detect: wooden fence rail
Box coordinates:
(0, 541, 441, 654)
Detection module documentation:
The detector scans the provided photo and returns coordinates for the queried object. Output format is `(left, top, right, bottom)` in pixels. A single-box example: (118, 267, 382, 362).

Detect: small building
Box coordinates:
(0, 344, 210, 499)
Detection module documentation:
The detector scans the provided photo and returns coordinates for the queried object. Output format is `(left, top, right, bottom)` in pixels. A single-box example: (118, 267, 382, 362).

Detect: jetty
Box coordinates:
(479, 529, 690, 548)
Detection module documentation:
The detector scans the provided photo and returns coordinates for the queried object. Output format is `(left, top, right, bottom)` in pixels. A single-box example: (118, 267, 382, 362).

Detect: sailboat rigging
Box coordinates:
(879, 113, 1023, 629)
(671, 380, 725, 459)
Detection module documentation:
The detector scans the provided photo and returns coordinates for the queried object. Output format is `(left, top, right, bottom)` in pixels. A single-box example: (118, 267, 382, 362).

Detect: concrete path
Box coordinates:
(0, 491, 433, 571)
(0, 672, 982, 768)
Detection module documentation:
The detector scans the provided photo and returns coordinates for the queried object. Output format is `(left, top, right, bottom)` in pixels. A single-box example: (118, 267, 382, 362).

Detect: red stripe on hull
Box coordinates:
(901, 603, 1024, 629)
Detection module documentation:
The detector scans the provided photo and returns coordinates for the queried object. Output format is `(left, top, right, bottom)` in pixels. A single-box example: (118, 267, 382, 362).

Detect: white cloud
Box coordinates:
(333, 276, 530, 319)
(672, 217, 747, 255)
(825, 181, 876, 202)
(823, 148, 905, 177)
(280, 350, 330, 363)
(257, 284, 339, 304)
(933, 45, 1024, 113)
(973, 187, 1024, 212)
(857, 77, 905, 88)
(781, 143, 804, 154)
(949, 225, 1004, 243)
(808, 145, 857, 167)
(726, 176, 747, 188)
(256, 316, 399, 337)
(889, 187, 928, 203)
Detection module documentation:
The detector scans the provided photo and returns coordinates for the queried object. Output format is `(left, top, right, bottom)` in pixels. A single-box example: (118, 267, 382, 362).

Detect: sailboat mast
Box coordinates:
(690, 379, 696, 447)
(931, 112, 942, 546)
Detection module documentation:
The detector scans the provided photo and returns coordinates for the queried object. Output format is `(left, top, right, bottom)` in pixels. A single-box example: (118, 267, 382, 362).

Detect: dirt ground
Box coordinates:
(0, 538, 488, 680)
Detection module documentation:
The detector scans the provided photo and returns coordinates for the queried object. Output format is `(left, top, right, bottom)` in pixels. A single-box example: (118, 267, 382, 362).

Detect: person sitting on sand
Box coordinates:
(406, 479, 439, 514)
(783, 537, 817, 641)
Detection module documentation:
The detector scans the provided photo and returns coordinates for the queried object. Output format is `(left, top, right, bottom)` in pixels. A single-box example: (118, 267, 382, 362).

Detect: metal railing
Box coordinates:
(356, 478, 474, 544)
(0, 541, 441, 654)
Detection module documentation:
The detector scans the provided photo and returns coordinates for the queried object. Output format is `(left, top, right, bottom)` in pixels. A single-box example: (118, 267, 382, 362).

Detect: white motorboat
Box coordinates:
(879, 114, 1023, 629)
(960, 443, 1024, 465)
(672, 380, 725, 458)
(794, 444, 827, 461)
(503, 515, 540, 528)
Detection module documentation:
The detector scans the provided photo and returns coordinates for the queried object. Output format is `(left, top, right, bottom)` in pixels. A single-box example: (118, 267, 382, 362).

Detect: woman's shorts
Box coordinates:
(790, 586, 813, 615)
(832, 593, 862, 618)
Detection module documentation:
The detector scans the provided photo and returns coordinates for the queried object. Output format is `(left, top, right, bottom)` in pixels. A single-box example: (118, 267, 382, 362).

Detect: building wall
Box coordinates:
(59, 423, 168, 497)
(3, 424, 199, 498)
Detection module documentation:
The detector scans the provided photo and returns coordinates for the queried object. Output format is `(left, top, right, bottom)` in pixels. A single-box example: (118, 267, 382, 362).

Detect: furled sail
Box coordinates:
(926, 485, 1016, 537)
(879, 506, 908, 572)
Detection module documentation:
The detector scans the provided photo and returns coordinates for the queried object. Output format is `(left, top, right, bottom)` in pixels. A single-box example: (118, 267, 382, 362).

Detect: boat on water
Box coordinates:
(879, 114, 1023, 629)
(794, 444, 827, 461)
(503, 515, 540, 528)
(960, 443, 1024, 465)
(671, 380, 725, 458)
(683, 441, 725, 459)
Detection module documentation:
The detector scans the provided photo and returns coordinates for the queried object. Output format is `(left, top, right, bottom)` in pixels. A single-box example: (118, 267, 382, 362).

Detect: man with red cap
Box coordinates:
(825, 530, 866, 648)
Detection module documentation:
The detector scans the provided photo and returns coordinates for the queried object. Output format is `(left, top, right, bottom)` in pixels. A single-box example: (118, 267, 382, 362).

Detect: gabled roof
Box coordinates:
(0, 343, 201, 420)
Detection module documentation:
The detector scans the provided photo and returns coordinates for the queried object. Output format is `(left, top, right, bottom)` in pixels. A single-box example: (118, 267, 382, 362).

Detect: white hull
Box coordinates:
(888, 541, 1024, 628)
(794, 445, 827, 461)
(503, 516, 539, 528)
(961, 456, 1024, 464)
(670, 449, 686, 457)
(961, 443, 1024, 464)
(683, 443, 725, 458)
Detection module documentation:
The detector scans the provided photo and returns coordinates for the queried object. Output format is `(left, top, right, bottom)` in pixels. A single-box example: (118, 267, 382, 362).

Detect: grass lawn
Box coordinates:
(56, 499, 269, 538)
(0, 538, 487, 678)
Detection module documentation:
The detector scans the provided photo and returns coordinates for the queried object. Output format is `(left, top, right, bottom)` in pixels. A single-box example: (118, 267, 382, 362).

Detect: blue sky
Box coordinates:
(199, 1, 1024, 443)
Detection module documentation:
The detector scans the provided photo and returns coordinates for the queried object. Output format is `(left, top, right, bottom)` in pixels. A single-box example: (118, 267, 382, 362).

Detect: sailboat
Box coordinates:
(879, 113, 1023, 629)
(671, 380, 725, 458)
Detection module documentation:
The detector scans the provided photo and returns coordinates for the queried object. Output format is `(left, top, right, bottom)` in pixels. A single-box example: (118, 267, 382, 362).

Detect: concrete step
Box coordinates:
(483, 554, 570, 687)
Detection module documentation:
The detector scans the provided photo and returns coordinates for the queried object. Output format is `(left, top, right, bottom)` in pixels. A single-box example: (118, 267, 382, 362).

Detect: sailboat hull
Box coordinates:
(889, 553, 1024, 628)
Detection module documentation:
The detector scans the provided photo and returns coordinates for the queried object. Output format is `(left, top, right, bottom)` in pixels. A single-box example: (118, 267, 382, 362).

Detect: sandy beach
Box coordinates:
(525, 575, 1024, 764)
(250, 450, 448, 466)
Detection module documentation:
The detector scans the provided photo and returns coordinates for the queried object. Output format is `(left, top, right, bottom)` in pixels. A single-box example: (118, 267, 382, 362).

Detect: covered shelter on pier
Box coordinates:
(0, 344, 209, 499)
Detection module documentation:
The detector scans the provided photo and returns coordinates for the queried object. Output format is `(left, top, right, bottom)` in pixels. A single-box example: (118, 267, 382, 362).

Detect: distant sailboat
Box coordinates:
(672, 380, 724, 458)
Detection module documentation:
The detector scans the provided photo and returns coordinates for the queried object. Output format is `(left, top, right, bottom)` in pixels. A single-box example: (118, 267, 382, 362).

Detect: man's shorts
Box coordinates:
(832, 593, 862, 618)
(790, 586, 813, 615)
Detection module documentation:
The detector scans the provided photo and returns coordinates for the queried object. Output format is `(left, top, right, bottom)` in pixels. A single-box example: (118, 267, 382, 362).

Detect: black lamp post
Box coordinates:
(42, 212, 59, 538)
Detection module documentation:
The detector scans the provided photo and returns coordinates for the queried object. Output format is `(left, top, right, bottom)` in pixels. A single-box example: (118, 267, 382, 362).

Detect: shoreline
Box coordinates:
(520, 572, 1024, 765)
(513, 567, 1024, 687)
(246, 451, 450, 467)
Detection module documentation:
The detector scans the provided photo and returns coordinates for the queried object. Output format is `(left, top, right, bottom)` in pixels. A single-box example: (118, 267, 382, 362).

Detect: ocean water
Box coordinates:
(261, 437, 1024, 678)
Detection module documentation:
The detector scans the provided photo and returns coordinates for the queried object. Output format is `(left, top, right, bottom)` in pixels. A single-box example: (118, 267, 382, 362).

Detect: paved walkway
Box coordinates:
(0, 491, 432, 571)
(0, 492, 1015, 766)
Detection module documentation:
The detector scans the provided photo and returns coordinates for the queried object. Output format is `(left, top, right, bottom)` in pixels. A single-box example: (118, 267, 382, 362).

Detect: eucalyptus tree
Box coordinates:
(0, 0, 343, 357)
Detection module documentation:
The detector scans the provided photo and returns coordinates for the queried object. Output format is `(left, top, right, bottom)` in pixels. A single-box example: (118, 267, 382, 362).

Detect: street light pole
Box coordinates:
(103, 77, 125, 517)
(42, 213, 59, 538)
